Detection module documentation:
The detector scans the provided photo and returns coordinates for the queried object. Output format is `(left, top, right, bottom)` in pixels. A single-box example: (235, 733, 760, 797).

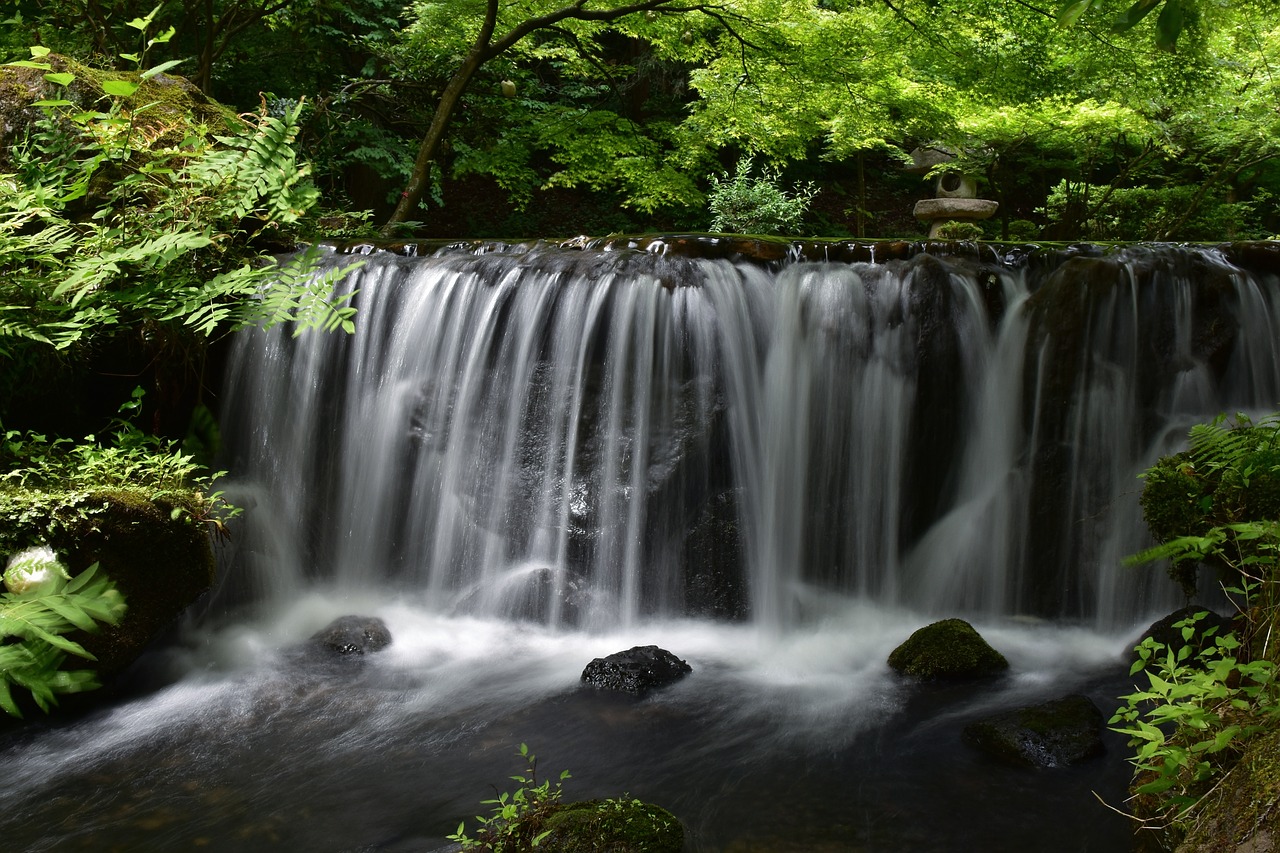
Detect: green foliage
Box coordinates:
(1039, 181, 1274, 241)
(933, 220, 985, 240)
(448, 743, 572, 852)
(1130, 413, 1280, 595)
(1110, 609, 1280, 827)
(3, 390, 203, 493)
(0, 388, 237, 559)
(1058, 0, 1191, 52)
(0, 559, 127, 717)
(1122, 410, 1280, 837)
(0, 49, 362, 415)
(706, 157, 816, 236)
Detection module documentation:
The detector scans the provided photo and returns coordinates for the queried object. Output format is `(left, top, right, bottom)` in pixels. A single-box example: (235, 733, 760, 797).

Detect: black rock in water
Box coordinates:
(581, 645, 692, 695)
(963, 694, 1105, 768)
(310, 615, 393, 656)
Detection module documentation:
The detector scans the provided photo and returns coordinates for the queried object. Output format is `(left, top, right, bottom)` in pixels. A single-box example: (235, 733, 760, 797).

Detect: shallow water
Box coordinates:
(0, 591, 1143, 852)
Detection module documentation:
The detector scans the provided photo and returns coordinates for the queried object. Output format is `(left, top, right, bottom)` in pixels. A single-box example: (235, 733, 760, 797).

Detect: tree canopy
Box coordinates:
(3, 0, 1277, 240)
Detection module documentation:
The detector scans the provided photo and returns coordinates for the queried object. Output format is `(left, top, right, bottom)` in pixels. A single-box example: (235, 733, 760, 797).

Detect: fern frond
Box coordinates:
(0, 561, 126, 717)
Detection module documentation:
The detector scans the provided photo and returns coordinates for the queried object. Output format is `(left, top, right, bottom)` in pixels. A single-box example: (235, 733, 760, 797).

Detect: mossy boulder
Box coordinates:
(887, 618, 1009, 680)
(537, 798, 684, 853)
(1, 486, 216, 687)
(1, 54, 237, 169)
(963, 694, 1105, 768)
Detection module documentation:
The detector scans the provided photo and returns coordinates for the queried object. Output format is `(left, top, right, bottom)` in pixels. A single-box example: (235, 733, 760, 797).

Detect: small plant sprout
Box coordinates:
(447, 743, 571, 850)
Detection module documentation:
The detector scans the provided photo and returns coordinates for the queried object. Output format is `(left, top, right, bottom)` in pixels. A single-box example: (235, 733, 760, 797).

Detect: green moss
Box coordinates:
(887, 618, 1009, 679)
(1, 54, 239, 172)
(0, 484, 216, 685)
(538, 798, 684, 853)
(1174, 721, 1280, 852)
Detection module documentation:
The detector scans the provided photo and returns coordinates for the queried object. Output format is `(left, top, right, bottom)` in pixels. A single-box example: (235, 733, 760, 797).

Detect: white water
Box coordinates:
(218, 243, 1280, 632)
(7, 241, 1280, 852)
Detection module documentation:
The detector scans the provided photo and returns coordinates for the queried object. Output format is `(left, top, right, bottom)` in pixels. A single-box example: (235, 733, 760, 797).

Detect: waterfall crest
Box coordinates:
(219, 241, 1280, 631)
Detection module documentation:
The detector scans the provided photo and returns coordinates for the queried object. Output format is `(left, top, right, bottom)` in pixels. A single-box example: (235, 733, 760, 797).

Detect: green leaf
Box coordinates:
(43, 72, 75, 86)
(1113, 0, 1166, 32)
(0, 678, 20, 718)
(1056, 0, 1100, 28)
(140, 59, 184, 80)
(101, 80, 140, 98)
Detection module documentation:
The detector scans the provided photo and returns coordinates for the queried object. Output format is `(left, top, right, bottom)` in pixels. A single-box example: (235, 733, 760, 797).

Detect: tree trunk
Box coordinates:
(379, 0, 688, 235)
(380, 56, 486, 236)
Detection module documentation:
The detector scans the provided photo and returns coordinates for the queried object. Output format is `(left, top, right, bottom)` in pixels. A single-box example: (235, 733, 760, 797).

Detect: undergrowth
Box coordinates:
(1116, 412, 1280, 843)
(448, 743, 572, 851)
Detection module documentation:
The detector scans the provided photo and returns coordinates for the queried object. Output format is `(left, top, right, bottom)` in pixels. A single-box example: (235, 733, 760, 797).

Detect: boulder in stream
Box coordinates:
(309, 615, 392, 656)
(581, 645, 692, 695)
(963, 694, 1105, 768)
(887, 618, 1009, 680)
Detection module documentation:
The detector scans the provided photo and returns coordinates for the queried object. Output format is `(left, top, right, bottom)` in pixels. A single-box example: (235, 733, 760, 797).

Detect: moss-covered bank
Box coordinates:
(1, 483, 216, 692)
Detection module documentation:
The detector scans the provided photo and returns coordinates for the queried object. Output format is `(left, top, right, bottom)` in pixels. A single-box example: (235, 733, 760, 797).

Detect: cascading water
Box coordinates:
(218, 241, 1280, 630)
(4, 239, 1280, 853)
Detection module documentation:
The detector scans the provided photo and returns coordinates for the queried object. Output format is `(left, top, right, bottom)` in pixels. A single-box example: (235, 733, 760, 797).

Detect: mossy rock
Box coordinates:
(887, 618, 1009, 680)
(0, 54, 238, 167)
(537, 798, 684, 853)
(963, 694, 1104, 768)
(1, 485, 216, 686)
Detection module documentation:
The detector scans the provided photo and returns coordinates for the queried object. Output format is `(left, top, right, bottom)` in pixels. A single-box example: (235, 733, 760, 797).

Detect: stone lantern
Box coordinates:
(905, 145, 998, 238)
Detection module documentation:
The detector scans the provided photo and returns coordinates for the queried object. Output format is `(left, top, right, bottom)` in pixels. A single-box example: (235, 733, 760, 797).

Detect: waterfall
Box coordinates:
(218, 240, 1280, 632)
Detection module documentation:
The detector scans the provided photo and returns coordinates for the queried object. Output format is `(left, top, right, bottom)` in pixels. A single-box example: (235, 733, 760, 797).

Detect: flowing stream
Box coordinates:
(3, 239, 1279, 851)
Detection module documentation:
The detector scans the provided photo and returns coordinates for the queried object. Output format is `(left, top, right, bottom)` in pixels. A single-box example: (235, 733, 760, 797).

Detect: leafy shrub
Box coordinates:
(1039, 180, 1273, 242)
(0, 389, 231, 716)
(1133, 413, 1280, 596)
(706, 156, 816, 235)
(0, 47, 362, 392)
(1120, 412, 1280, 839)
(448, 743, 572, 851)
(933, 220, 984, 240)
(0, 557, 126, 717)
(447, 745, 682, 852)
(1111, 609, 1280, 828)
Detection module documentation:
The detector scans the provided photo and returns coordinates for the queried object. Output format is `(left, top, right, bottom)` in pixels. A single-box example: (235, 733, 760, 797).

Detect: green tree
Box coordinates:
(380, 0, 727, 234)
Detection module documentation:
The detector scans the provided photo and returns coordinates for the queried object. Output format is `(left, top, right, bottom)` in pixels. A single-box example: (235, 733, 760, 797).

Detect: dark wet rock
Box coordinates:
(581, 645, 692, 694)
(963, 694, 1105, 768)
(49, 488, 217, 685)
(310, 615, 392, 656)
(887, 618, 1009, 680)
(1135, 606, 1233, 661)
(1019, 248, 1245, 619)
(682, 488, 747, 620)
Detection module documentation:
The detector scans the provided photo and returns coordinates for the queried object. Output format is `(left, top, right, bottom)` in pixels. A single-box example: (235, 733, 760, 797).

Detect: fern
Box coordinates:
(1133, 413, 1280, 594)
(0, 562, 127, 717)
(186, 100, 320, 226)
